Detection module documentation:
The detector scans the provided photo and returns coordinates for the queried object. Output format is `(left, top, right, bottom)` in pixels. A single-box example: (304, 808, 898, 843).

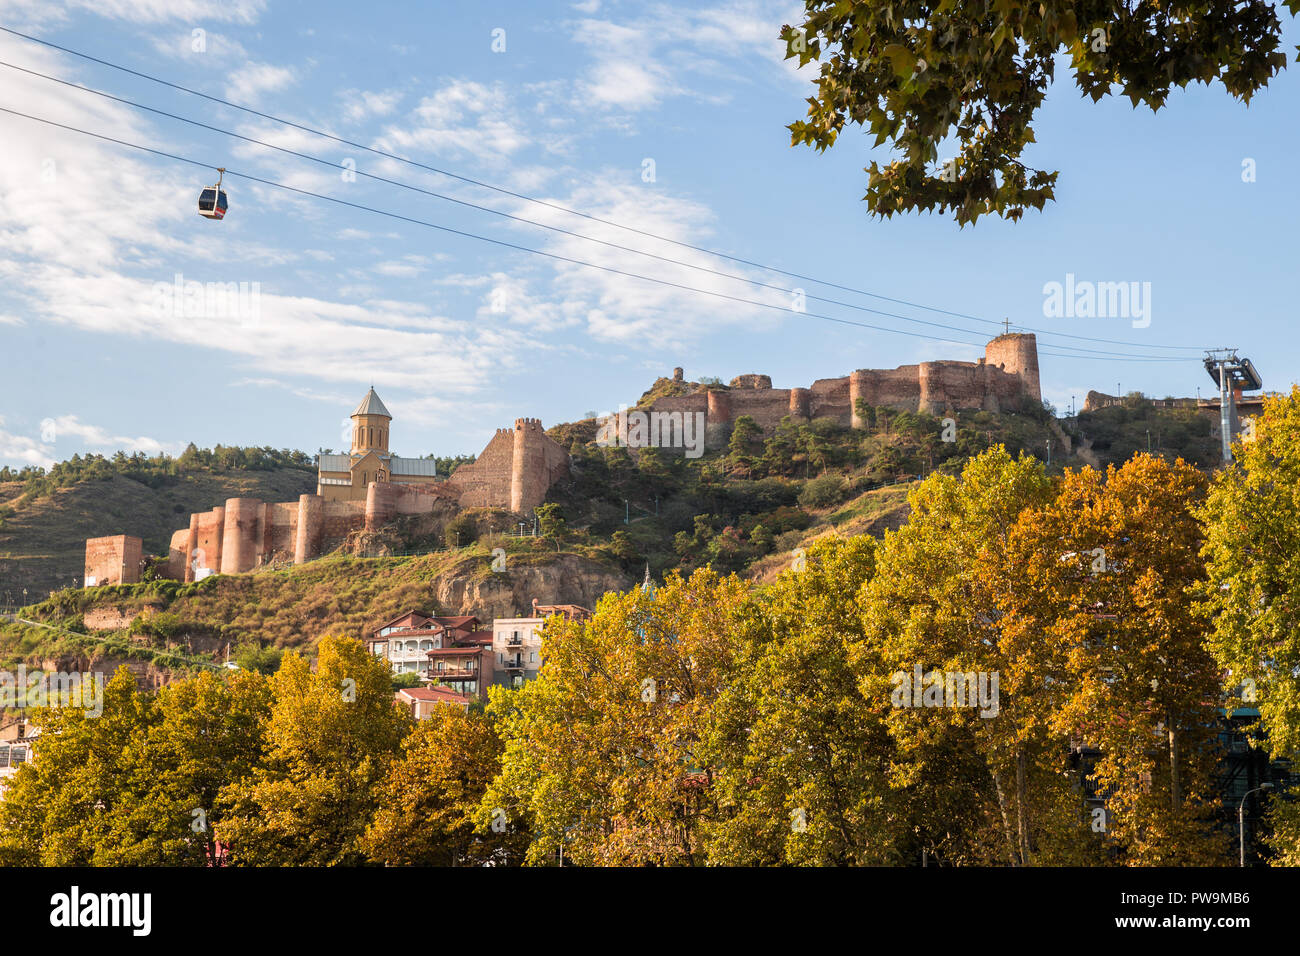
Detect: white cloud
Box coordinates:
(373, 255, 430, 279)
(0, 0, 265, 27)
(492, 176, 784, 344)
(339, 88, 404, 123)
(571, 2, 806, 114)
(225, 62, 296, 103)
(0, 424, 52, 469)
(49, 415, 173, 456)
(375, 80, 527, 162)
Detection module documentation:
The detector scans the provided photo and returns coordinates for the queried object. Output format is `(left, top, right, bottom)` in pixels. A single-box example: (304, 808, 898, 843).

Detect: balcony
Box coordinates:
(503, 657, 525, 671)
(430, 666, 479, 681)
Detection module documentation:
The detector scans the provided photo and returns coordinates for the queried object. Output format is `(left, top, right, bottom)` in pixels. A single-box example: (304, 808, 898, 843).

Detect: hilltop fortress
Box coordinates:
(639, 333, 1041, 451)
(84, 333, 1040, 585)
(85, 392, 570, 585)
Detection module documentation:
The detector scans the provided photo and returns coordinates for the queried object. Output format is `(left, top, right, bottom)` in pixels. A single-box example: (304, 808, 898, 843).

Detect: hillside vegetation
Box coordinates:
(0, 392, 1221, 678)
(0, 537, 628, 671)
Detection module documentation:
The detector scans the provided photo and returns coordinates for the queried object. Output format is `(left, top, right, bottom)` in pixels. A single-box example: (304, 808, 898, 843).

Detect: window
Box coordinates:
(530, 652, 537, 663)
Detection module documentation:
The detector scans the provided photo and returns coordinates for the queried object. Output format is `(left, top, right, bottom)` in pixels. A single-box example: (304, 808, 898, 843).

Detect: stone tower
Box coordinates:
(351, 387, 392, 456)
(983, 333, 1041, 405)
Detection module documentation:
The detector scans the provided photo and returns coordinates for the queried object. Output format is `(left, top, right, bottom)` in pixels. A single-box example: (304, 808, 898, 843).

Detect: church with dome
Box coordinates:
(316, 387, 441, 502)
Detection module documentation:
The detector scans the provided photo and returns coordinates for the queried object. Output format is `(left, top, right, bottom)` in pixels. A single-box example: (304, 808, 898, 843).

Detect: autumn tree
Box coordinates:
(857, 447, 1082, 864)
(0, 667, 271, 867)
(217, 636, 410, 865)
(482, 569, 749, 865)
(0, 668, 146, 865)
(95, 669, 272, 866)
(1007, 455, 1227, 865)
(784, 0, 1295, 223)
(705, 536, 906, 864)
(362, 705, 526, 866)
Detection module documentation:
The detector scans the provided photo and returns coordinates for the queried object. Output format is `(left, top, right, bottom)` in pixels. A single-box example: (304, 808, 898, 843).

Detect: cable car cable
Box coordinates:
(0, 27, 1204, 355)
(0, 57, 1194, 359)
(0, 104, 1197, 364)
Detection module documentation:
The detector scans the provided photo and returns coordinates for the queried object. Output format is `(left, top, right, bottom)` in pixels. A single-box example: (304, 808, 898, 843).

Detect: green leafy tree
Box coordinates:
(1198, 387, 1300, 862)
(482, 569, 750, 865)
(858, 447, 1073, 865)
(706, 536, 904, 864)
(784, 0, 1294, 224)
(0, 668, 146, 865)
(95, 670, 273, 865)
(535, 502, 568, 544)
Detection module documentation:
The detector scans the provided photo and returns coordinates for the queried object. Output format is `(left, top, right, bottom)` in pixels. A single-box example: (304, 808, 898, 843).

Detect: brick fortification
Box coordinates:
(84, 534, 143, 587)
(145, 414, 570, 580)
(650, 333, 1041, 450)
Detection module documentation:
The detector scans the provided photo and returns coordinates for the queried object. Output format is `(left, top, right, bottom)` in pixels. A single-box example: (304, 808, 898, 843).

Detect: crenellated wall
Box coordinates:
(650, 334, 1041, 443)
(446, 418, 569, 513)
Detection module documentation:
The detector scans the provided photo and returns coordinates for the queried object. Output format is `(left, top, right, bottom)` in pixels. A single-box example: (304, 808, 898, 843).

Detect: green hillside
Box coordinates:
(0, 447, 317, 601)
(0, 393, 1223, 679)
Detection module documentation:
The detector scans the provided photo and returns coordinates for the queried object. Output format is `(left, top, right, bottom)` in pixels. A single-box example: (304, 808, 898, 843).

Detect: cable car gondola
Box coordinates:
(198, 167, 228, 220)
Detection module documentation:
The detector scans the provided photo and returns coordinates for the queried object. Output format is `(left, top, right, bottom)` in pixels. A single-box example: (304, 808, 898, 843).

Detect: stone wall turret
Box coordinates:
(510, 418, 548, 514)
(849, 370, 872, 428)
(984, 333, 1041, 405)
(294, 494, 323, 564)
(918, 362, 943, 415)
(220, 498, 263, 574)
(789, 387, 811, 421)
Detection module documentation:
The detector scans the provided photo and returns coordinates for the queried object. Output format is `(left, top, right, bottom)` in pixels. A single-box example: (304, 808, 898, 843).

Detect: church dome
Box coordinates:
(352, 387, 392, 419)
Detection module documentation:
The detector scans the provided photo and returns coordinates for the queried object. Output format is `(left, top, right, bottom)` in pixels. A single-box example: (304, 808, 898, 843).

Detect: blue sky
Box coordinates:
(0, 0, 1297, 468)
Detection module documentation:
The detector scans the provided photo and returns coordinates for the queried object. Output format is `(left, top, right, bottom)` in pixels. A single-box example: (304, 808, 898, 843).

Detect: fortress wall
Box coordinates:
(726, 388, 798, 430)
(220, 498, 264, 574)
(863, 366, 924, 410)
(649, 394, 708, 417)
(320, 500, 364, 551)
(539, 431, 571, 491)
(265, 501, 298, 560)
(919, 361, 990, 414)
(294, 494, 323, 565)
(192, 507, 225, 578)
(167, 528, 190, 581)
(447, 429, 515, 509)
(809, 376, 852, 424)
(84, 534, 143, 587)
(984, 333, 1040, 404)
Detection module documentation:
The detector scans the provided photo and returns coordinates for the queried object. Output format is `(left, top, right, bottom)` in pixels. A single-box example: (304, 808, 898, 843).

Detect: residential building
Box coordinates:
(0, 720, 36, 795)
(368, 610, 493, 701)
(368, 611, 482, 677)
(492, 601, 592, 690)
(395, 685, 471, 718)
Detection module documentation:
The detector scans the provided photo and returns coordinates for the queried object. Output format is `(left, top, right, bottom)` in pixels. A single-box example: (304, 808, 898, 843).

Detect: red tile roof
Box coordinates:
(397, 686, 470, 704)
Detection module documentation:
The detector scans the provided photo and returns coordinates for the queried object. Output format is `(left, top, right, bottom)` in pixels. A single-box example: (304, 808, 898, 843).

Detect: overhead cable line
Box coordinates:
(0, 58, 1191, 361)
(0, 26, 1204, 356)
(0, 105, 1196, 364)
